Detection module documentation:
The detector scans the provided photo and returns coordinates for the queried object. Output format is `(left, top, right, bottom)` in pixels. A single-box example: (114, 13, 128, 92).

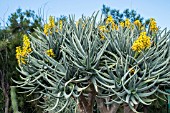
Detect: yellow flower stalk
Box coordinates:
(44, 24, 49, 35)
(134, 20, 141, 28)
(16, 35, 32, 65)
(129, 68, 135, 75)
(149, 18, 158, 32)
(112, 24, 119, 30)
(16, 46, 25, 65)
(46, 49, 55, 57)
(106, 15, 118, 30)
(106, 15, 114, 25)
(44, 16, 56, 35)
(49, 16, 55, 29)
(125, 18, 131, 28)
(131, 32, 151, 52)
(98, 25, 107, 32)
(120, 21, 125, 28)
(59, 20, 63, 30)
(99, 33, 105, 40)
(98, 25, 107, 40)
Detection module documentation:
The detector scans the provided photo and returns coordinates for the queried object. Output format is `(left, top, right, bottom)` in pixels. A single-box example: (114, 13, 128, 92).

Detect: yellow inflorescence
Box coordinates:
(44, 16, 55, 35)
(129, 67, 135, 75)
(106, 15, 114, 25)
(59, 20, 63, 30)
(46, 49, 55, 57)
(120, 21, 125, 28)
(125, 18, 131, 28)
(16, 35, 32, 65)
(149, 18, 158, 32)
(49, 16, 55, 29)
(44, 24, 49, 35)
(114, 25, 118, 30)
(98, 25, 107, 40)
(16, 46, 25, 64)
(134, 20, 141, 28)
(98, 25, 107, 32)
(131, 32, 151, 52)
(106, 15, 118, 30)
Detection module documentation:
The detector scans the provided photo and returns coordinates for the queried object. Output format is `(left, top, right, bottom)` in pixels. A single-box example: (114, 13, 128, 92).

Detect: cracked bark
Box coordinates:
(95, 97, 119, 113)
(77, 84, 96, 113)
(123, 103, 138, 113)
(77, 84, 120, 113)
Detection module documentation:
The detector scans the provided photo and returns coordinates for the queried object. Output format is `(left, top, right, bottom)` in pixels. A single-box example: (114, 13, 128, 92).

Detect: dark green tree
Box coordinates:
(102, 5, 150, 26)
(7, 8, 43, 34)
(57, 15, 67, 22)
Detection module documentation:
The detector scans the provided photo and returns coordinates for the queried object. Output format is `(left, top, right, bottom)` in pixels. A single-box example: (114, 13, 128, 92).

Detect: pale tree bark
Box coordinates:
(77, 84, 120, 113)
(123, 103, 138, 113)
(95, 97, 120, 113)
(0, 70, 9, 113)
(77, 84, 96, 113)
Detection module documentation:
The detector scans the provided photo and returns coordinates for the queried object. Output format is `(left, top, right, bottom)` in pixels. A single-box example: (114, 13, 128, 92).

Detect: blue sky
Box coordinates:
(0, 0, 170, 29)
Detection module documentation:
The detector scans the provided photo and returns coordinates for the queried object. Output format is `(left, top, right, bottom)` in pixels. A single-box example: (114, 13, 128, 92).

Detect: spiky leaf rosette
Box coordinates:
(13, 23, 70, 112)
(14, 13, 110, 112)
(96, 24, 170, 112)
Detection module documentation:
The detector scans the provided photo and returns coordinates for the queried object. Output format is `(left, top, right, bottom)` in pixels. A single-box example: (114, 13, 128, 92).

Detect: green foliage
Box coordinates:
(7, 8, 43, 34)
(57, 15, 68, 22)
(102, 5, 150, 26)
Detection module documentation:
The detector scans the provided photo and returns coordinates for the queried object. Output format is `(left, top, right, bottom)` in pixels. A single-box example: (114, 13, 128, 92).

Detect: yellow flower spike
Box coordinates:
(131, 32, 151, 52)
(105, 15, 117, 30)
(149, 18, 158, 32)
(120, 21, 125, 28)
(134, 20, 141, 28)
(98, 25, 107, 32)
(16, 35, 32, 65)
(46, 49, 55, 57)
(129, 68, 135, 75)
(16, 46, 22, 60)
(125, 18, 131, 28)
(106, 15, 114, 25)
(59, 20, 63, 30)
(49, 16, 55, 29)
(23, 35, 31, 47)
(44, 24, 49, 35)
(21, 57, 26, 64)
(99, 33, 105, 40)
(98, 25, 107, 40)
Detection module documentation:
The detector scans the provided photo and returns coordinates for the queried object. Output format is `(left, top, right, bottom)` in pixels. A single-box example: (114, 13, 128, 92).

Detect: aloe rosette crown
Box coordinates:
(96, 22, 170, 111)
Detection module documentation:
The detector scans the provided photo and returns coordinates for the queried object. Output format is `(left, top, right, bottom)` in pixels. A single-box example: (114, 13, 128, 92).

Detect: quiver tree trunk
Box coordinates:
(95, 98, 120, 113)
(124, 103, 138, 113)
(77, 84, 96, 113)
(77, 84, 120, 113)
